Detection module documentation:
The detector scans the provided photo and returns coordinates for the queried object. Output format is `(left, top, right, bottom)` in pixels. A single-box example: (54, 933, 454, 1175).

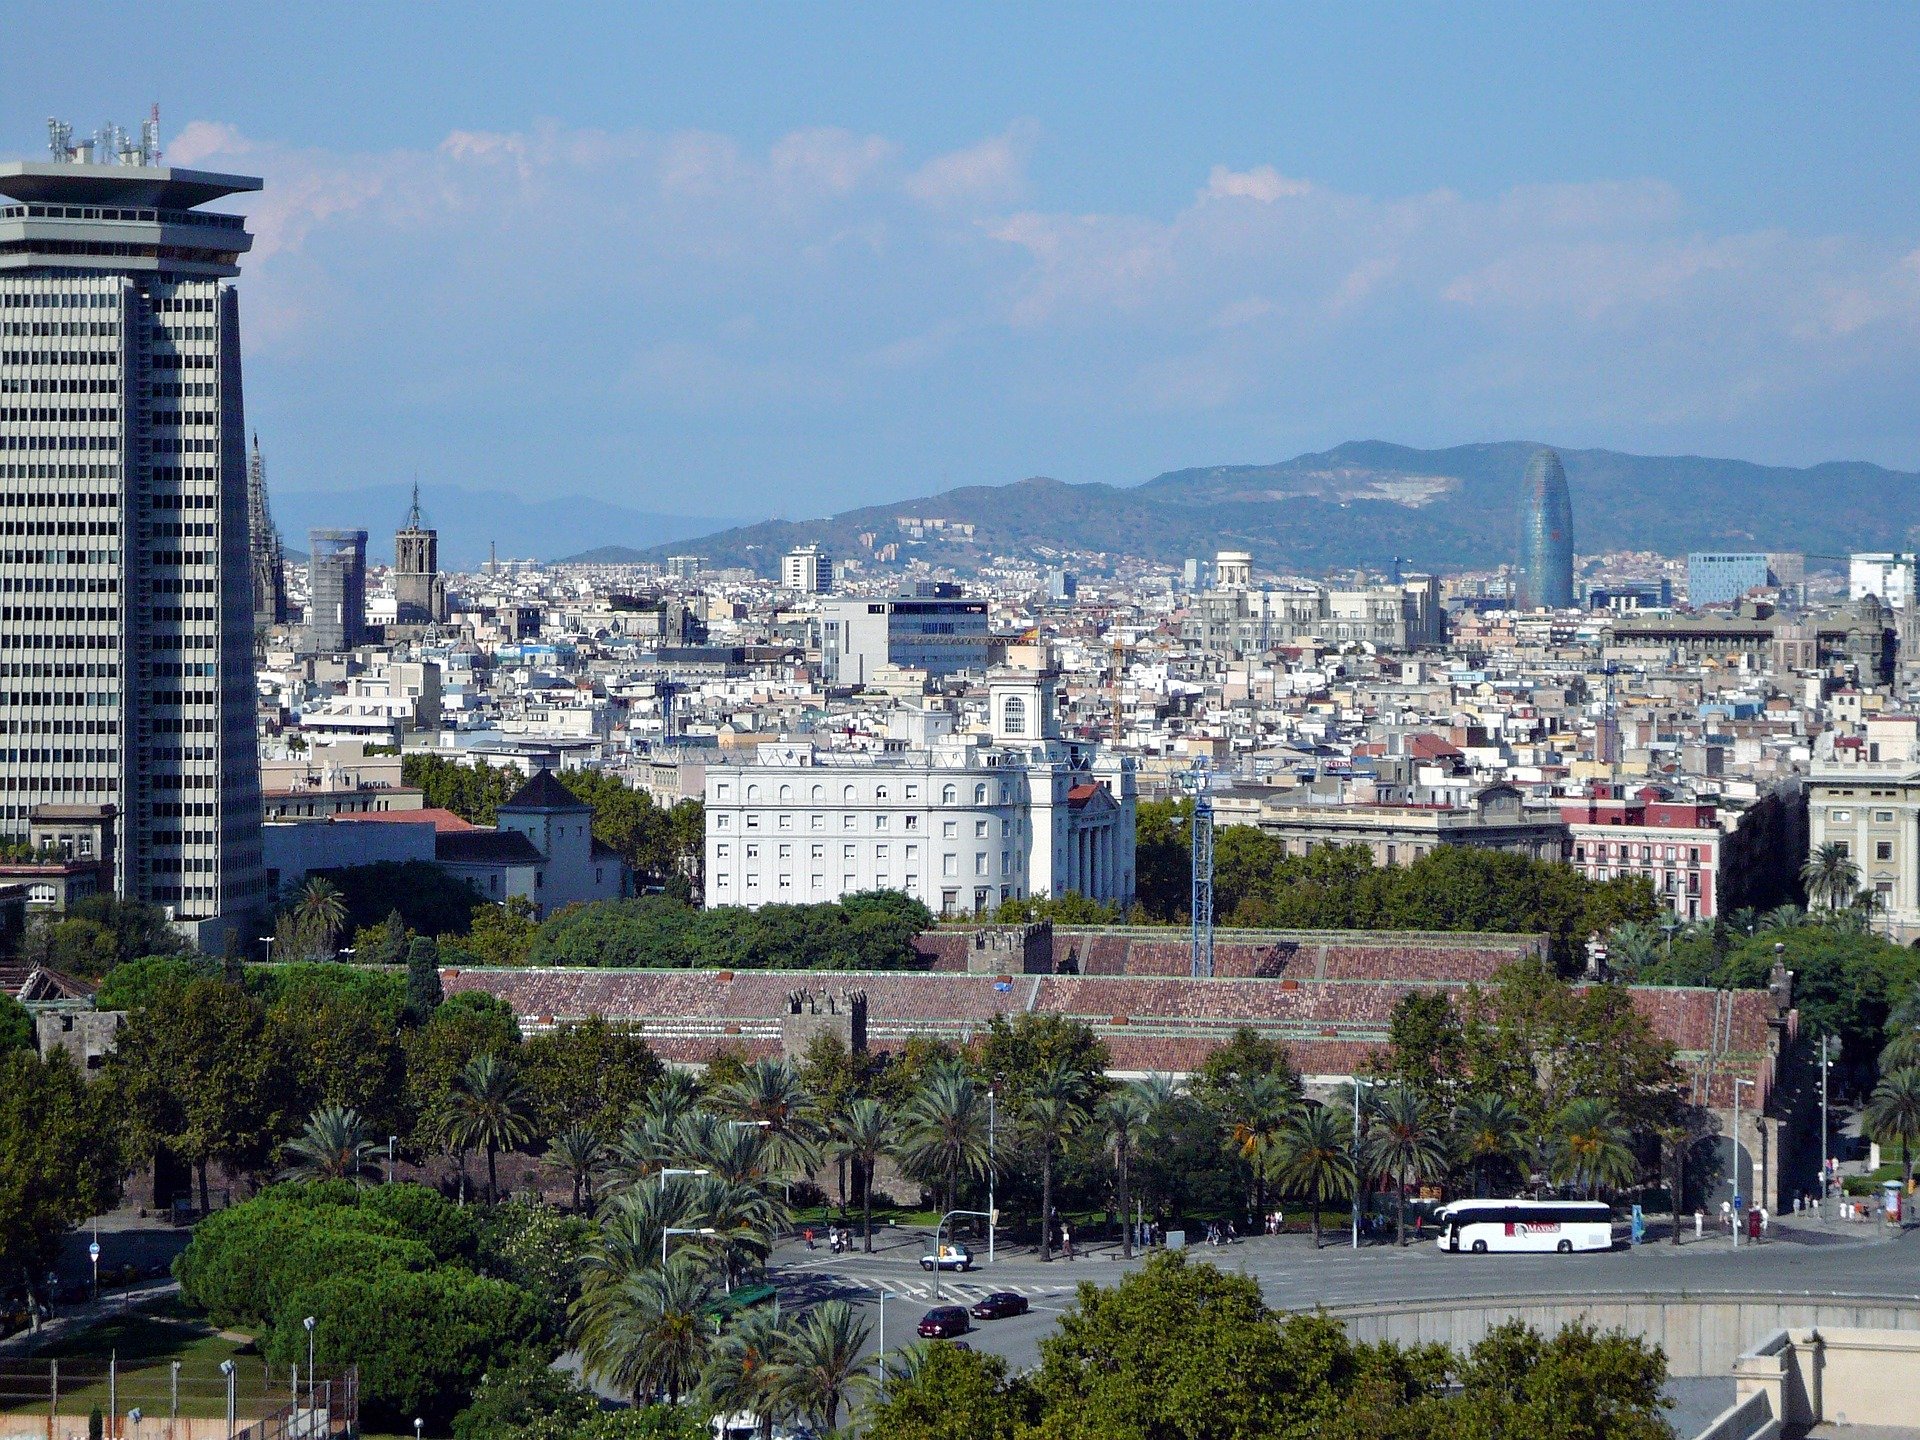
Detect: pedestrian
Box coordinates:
(1694, 1209, 1704, 1241)
(1061, 1223, 1073, 1260)
(804, 1227, 816, 1251)
(1759, 1205, 1769, 1237)
(1720, 1199, 1732, 1233)
(1275, 1206, 1284, 1234)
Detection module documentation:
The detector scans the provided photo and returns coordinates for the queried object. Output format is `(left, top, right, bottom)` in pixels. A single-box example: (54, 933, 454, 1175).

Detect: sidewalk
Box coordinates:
(0, 1280, 180, 1356)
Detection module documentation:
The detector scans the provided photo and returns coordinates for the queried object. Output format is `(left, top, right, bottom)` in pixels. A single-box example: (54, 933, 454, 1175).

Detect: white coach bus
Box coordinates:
(1435, 1199, 1614, 1254)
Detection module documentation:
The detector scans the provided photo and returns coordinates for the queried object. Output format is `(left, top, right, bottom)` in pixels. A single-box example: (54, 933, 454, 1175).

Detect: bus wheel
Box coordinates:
(1471, 1240, 1487, 1253)
(1557, 1239, 1573, 1253)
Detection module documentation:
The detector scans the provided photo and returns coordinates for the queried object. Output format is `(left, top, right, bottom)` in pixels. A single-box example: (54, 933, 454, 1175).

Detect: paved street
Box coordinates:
(768, 1217, 1920, 1375)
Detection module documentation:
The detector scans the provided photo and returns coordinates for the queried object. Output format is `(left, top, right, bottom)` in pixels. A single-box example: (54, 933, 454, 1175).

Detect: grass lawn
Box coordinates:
(0, 1298, 292, 1422)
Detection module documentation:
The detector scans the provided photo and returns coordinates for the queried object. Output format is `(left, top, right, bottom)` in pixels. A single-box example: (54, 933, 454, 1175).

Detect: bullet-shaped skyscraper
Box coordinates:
(1514, 446, 1574, 610)
(0, 118, 266, 939)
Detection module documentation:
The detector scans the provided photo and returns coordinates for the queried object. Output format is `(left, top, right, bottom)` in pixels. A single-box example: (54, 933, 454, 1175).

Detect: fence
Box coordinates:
(0, 1357, 357, 1440)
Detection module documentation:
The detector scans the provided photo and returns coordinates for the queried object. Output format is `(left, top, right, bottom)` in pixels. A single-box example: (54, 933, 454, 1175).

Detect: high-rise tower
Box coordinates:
(0, 115, 266, 936)
(393, 483, 447, 625)
(306, 528, 368, 653)
(1515, 446, 1574, 610)
(246, 434, 287, 630)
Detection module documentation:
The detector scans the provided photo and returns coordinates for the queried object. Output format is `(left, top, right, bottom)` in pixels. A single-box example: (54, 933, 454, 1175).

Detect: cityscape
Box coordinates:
(4, 11, 1920, 1440)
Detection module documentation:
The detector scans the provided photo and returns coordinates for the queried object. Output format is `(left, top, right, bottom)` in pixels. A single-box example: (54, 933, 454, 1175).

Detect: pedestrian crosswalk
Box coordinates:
(860, 1276, 1078, 1304)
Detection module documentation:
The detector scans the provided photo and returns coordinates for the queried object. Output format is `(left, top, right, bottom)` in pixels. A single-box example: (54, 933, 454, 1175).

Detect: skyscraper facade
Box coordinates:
(306, 528, 368, 653)
(1514, 446, 1574, 610)
(0, 122, 266, 934)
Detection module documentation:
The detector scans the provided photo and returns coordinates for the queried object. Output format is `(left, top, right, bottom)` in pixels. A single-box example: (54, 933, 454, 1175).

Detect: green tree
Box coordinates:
(713, 1058, 822, 1182)
(832, 1097, 895, 1252)
(699, 1307, 792, 1439)
(279, 1105, 381, 1184)
(861, 1343, 1034, 1440)
(454, 1356, 596, 1440)
(0, 1049, 121, 1310)
(1099, 1082, 1156, 1258)
(295, 876, 349, 956)
(1450, 1318, 1672, 1440)
(521, 1018, 663, 1138)
(896, 1064, 992, 1218)
(1270, 1103, 1355, 1248)
(403, 937, 445, 1026)
(1545, 1098, 1639, 1198)
(0, 992, 32, 1052)
(572, 1252, 716, 1405)
(545, 1125, 608, 1212)
(1803, 843, 1861, 912)
(1377, 992, 1467, 1107)
(403, 754, 526, 824)
(1361, 1085, 1449, 1247)
(1451, 1092, 1530, 1198)
(1020, 1058, 1091, 1261)
(439, 1053, 539, 1203)
(1863, 1067, 1920, 1195)
(777, 1299, 874, 1432)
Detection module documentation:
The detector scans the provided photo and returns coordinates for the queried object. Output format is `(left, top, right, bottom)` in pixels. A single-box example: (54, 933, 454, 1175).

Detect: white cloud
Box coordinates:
(1202, 164, 1313, 203)
(905, 122, 1038, 208)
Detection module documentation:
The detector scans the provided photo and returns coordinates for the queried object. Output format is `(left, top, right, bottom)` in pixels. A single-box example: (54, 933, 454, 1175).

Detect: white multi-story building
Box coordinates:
(1849, 552, 1918, 609)
(704, 669, 1136, 916)
(0, 122, 267, 939)
(781, 544, 830, 594)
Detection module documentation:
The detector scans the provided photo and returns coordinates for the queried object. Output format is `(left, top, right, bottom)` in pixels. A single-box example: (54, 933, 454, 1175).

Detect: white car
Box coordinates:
(920, 1243, 974, 1271)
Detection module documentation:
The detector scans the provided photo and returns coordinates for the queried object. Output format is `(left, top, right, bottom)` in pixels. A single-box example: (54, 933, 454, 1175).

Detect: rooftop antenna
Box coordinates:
(404, 477, 425, 530)
(141, 104, 162, 166)
(47, 118, 73, 162)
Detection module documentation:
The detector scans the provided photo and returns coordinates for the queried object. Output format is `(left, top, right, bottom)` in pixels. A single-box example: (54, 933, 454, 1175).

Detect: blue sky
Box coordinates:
(7, 3, 1920, 524)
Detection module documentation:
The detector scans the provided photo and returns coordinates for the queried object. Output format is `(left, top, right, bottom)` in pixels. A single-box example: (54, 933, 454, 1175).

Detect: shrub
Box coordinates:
(174, 1201, 431, 1330)
(273, 1265, 544, 1430)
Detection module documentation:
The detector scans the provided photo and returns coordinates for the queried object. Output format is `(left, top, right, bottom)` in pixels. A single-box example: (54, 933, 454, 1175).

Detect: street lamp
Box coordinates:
(388, 1135, 398, 1185)
(1659, 916, 1681, 958)
(220, 1360, 237, 1440)
(659, 1167, 710, 1188)
(302, 1316, 316, 1414)
(987, 1084, 997, 1266)
(1732, 1077, 1755, 1248)
(414, 1420, 424, 1440)
(1350, 1077, 1381, 1250)
(258, 935, 275, 962)
(662, 1226, 715, 1266)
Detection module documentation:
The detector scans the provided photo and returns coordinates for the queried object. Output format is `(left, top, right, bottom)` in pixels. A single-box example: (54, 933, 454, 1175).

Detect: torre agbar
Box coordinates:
(0, 120, 266, 941)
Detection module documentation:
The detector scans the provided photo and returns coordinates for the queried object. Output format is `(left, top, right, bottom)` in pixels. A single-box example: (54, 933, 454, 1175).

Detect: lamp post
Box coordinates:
(388, 1135, 398, 1185)
(659, 1167, 709, 1188)
(220, 1359, 237, 1440)
(88, 1231, 100, 1302)
(1820, 1033, 1831, 1217)
(987, 1085, 997, 1265)
(1732, 1077, 1754, 1248)
(303, 1315, 316, 1415)
(1660, 915, 1681, 958)
(662, 1226, 715, 1266)
(258, 935, 275, 962)
(414, 1420, 424, 1440)
(1350, 1078, 1379, 1251)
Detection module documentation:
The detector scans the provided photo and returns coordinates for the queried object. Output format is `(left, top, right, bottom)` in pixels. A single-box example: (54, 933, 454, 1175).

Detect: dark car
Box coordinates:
(969, 1291, 1029, 1320)
(917, 1305, 971, 1339)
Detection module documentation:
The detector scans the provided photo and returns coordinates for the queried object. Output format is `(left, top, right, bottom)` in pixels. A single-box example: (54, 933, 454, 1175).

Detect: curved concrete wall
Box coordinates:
(1316, 1293, 1920, 1376)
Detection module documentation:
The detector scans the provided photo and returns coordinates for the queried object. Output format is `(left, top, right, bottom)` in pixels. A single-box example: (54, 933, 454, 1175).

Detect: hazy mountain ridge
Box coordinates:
(627, 441, 1920, 576)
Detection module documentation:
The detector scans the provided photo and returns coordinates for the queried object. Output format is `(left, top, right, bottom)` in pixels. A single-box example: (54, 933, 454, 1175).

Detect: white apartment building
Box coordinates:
(781, 544, 830, 594)
(1849, 553, 1919, 609)
(1809, 714, 1920, 941)
(704, 670, 1136, 916)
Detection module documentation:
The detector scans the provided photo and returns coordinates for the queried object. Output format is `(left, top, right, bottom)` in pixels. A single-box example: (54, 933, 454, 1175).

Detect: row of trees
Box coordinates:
(1132, 802, 1659, 968)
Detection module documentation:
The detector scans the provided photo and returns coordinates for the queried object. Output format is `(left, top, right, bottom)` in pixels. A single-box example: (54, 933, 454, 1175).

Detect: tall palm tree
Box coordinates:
(675, 1110, 776, 1189)
(439, 1052, 538, 1204)
(1100, 1083, 1156, 1259)
(1270, 1103, 1355, 1248)
(776, 1299, 874, 1433)
(1217, 1071, 1297, 1222)
(1360, 1085, 1448, 1246)
(832, 1098, 895, 1253)
(581, 1178, 702, 1300)
(1546, 1098, 1638, 1198)
(1802, 843, 1861, 911)
(699, 1308, 792, 1440)
(546, 1124, 607, 1212)
(295, 876, 349, 956)
(895, 1063, 991, 1220)
(716, 1059, 823, 1182)
(1451, 1093, 1530, 1198)
(279, 1104, 379, 1183)
(572, 1252, 715, 1404)
(1020, 1059, 1090, 1261)
(1890, 982, 1920, 1036)
(1863, 1067, 1920, 1198)
(688, 1174, 784, 1292)
(1727, 907, 1760, 937)
(1758, 904, 1806, 932)
(1880, 1028, 1920, 1076)
(1606, 921, 1661, 974)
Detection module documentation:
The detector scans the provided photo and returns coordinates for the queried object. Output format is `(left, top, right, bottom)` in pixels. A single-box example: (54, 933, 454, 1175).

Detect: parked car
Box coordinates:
(917, 1305, 971, 1338)
(969, 1291, 1029, 1320)
(919, 1243, 974, 1272)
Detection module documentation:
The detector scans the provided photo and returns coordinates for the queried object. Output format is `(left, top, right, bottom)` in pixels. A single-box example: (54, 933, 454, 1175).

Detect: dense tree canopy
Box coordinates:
(523, 891, 934, 970)
(0, 1049, 121, 1305)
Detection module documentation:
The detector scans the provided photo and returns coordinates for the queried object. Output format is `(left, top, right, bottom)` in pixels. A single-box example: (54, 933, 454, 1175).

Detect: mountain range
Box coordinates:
(613, 441, 1920, 577)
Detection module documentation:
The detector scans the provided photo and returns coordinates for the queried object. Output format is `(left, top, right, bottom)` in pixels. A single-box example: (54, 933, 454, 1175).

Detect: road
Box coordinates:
(768, 1216, 1920, 1376)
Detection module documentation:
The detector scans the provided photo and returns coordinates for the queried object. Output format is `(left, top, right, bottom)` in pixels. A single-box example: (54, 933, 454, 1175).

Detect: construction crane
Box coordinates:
(1177, 762, 1216, 979)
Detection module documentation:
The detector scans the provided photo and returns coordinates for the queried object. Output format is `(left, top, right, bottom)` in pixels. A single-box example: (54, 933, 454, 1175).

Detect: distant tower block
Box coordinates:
(1515, 447, 1574, 609)
(247, 435, 289, 630)
(394, 484, 449, 624)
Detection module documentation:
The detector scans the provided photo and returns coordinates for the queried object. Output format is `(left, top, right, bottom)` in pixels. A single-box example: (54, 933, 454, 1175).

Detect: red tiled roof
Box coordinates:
(332, 808, 480, 833)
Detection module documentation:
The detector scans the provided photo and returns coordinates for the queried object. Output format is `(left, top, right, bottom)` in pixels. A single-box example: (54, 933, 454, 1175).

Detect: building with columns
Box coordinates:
(703, 668, 1136, 917)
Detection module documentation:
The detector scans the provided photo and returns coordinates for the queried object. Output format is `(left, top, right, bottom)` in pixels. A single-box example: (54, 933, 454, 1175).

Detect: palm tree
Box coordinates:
(1270, 1102, 1355, 1248)
(1889, 982, 1920, 1036)
(1863, 1067, 1920, 1199)
(279, 1104, 379, 1183)
(546, 1124, 607, 1212)
(1100, 1083, 1156, 1258)
(776, 1299, 874, 1433)
(572, 1252, 715, 1404)
(1217, 1071, 1297, 1221)
(894, 1063, 991, 1220)
(688, 1174, 784, 1292)
(1758, 904, 1806, 932)
(1606, 921, 1661, 974)
(1451, 1093, 1529, 1198)
(1546, 1098, 1638, 1198)
(699, 1308, 792, 1439)
(295, 876, 349, 956)
(439, 1052, 539, 1204)
(1727, 907, 1760, 937)
(716, 1059, 823, 1182)
(832, 1098, 895, 1253)
(581, 1177, 702, 1298)
(1802, 843, 1860, 912)
(1880, 1028, 1920, 1076)
(1360, 1085, 1448, 1246)
(1020, 1059, 1090, 1261)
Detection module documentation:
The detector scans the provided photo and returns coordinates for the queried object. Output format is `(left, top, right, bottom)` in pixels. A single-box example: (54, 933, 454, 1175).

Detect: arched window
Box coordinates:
(778, 784, 792, 802)
(975, 784, 987, 805)
(942, 784, 957, 805)
(844, 785, 857, 803)
(876, 786, 889, 801)
(746, 783, 760, 801)
(1003, 695, 1027, 736)
(810, 784, 824, 803)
